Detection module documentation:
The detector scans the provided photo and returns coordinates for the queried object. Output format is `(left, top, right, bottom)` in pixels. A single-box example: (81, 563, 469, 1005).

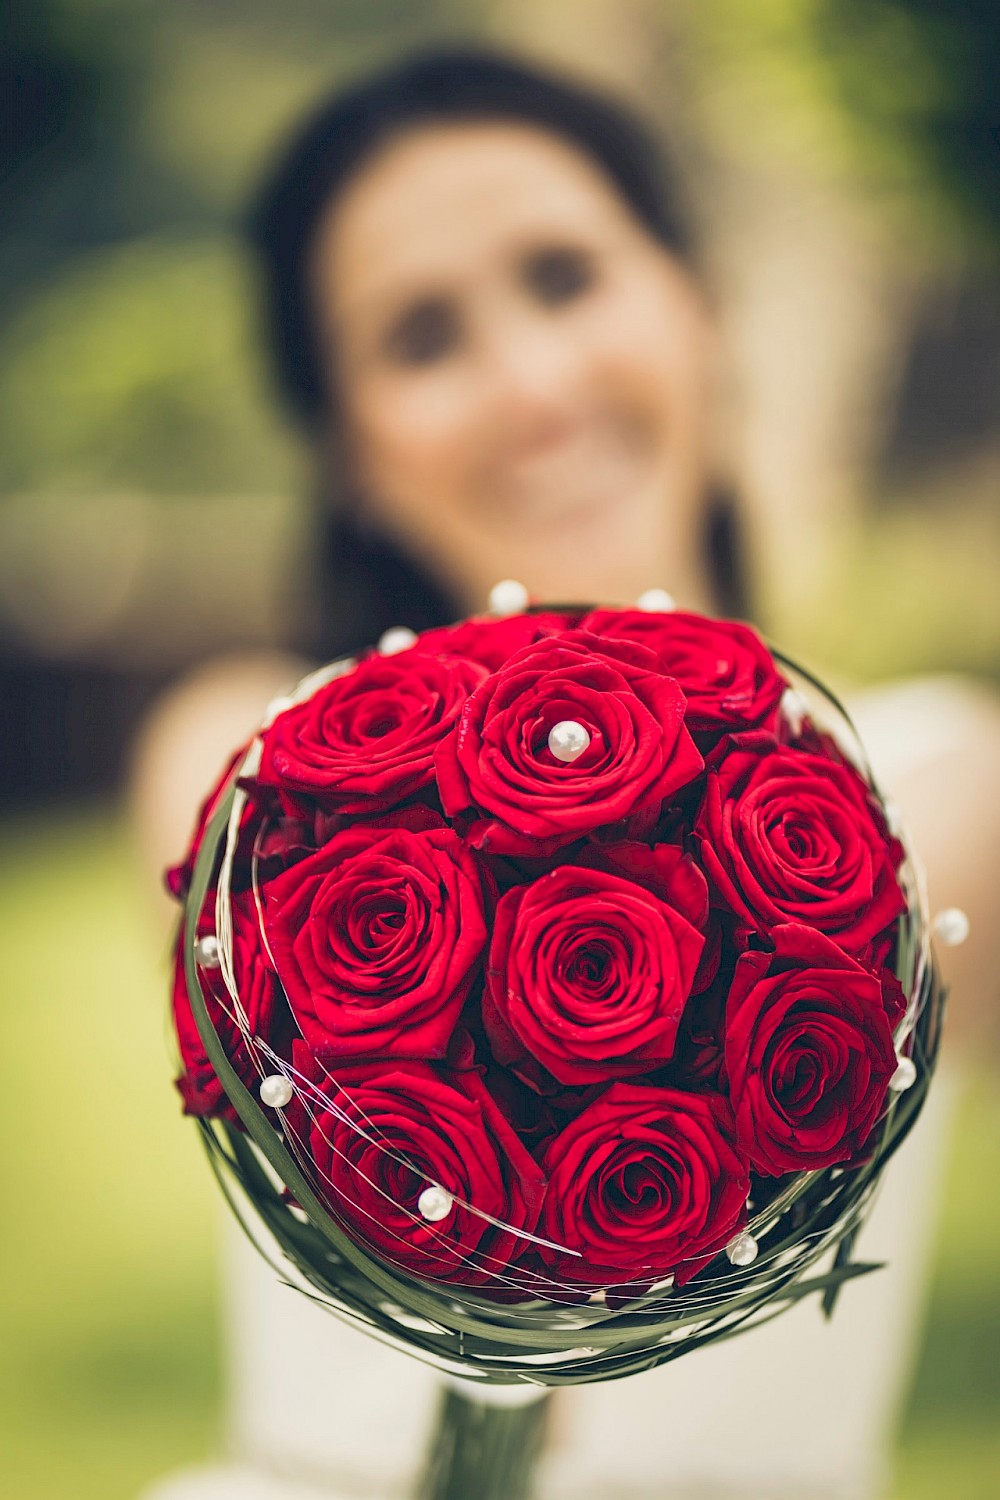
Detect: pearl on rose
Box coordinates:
(378, 626, 418, 656)
(933, 907, 970, 947)
(417, 1185, 454, 1222)
(890, 1055, 917, 1092)
(259, 1074, 294, 1109)
(726, 1231, 759, 1267)
(194, 934, 221, 968)
(488, 579, 530, 616)
(636, 588, 676, 612)
(548, 719, 591, 763)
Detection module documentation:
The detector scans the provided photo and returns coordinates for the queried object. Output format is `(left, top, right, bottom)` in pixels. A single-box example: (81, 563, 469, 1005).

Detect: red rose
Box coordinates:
(582, 609, 785, 738)
(173, 891, 280, 1119)
(284, 1043, 546, 1285)
(695, 732, 905, 954)
(481, 1062, 594, 1153)
(435, 631, 703, 855)
(416, 611, 576, 671)
(483, 845, 707, 1088)
(669, 962, 732, 1091)
(262, 811, 489, 1062)
(724, 924, 898, 1174)
(861, 929, 907, 1025)
(257, 651, 488, 815)
(537, 1083, 749, 1287)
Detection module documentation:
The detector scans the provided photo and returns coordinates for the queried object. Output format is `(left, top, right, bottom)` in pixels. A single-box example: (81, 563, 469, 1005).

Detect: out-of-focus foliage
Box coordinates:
(822, 0, 1000, 250)
(140, 0, 453, 216)
(2, 0, 158, 322)
(0, 237, 299, 496)
(0, 0, 463, 500)
(677, 0, 1000, 254)
(3, 0, 136, 215)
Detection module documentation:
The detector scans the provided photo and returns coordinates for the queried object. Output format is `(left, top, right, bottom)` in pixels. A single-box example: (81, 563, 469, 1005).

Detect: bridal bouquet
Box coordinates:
(167, 598, 944, 1498)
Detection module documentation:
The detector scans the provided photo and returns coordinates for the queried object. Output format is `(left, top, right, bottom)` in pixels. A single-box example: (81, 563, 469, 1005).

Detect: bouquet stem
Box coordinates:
(414, 1379, 550, 1500)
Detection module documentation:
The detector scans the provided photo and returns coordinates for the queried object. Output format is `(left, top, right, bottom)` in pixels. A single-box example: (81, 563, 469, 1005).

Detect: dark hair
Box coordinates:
(247, 47, 749, 655)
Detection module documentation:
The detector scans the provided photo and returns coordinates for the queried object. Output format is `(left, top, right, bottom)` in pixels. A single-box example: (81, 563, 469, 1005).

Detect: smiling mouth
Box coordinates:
(489, 420, 649, 523)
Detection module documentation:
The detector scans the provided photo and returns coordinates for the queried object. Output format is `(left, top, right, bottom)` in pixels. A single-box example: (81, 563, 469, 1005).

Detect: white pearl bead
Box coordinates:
(417, 1185, 454, 1222)
(194, 934, 221, 968)
(548, 719, 591, 763)
(726, 1231, 759, 1267)
(488, 578, 529, 616)
(636, 587, 676, 612)
(259, 1074, 294, 1108)
(780, 687, 808, 736)
(378, 626, 418, 656)
(933, 907, 970, 947)
(890, 1056, 917, 1092)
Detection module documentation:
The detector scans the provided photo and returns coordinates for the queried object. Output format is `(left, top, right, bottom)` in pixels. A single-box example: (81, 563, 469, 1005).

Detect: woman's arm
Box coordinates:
(129, 649, 308, 927)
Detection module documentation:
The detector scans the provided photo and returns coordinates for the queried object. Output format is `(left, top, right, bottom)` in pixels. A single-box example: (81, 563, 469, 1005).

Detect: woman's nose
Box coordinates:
(479, 307, 585, 433)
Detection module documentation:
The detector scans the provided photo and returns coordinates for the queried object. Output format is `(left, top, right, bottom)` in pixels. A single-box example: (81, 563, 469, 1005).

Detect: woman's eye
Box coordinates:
(383, 298, 460, 366)
(522, 246, 596, 306)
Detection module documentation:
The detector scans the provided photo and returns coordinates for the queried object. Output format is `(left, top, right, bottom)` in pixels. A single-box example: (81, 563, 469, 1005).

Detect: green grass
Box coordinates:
(0, 803, 997, 1498)
(0, 804, 220, 1500)
(892, 1076, 1000, 1500)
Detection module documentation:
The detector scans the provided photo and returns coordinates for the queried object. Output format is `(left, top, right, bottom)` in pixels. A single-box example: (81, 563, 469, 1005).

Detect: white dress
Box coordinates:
(142, 678, 970, 1500)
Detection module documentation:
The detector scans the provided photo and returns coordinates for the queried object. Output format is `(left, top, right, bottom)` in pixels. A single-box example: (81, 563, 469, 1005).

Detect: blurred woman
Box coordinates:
(137, 48, 999, 1500)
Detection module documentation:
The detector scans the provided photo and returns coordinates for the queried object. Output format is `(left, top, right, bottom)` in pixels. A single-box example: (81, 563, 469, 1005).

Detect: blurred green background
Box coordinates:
(2, 1, 998, 1496)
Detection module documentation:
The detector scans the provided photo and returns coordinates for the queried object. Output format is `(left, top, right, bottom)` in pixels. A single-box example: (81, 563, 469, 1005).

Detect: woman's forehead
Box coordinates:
(312, 120, 639, 318)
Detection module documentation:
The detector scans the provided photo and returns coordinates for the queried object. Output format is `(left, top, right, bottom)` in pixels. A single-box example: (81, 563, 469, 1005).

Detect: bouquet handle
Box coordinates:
(415, 1377, 551, 1500)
